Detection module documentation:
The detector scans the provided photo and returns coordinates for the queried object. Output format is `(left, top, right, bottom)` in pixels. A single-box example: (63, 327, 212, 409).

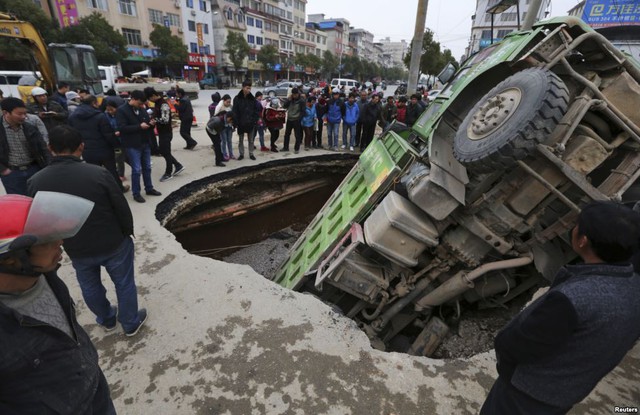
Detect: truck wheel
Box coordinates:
(453, 68, 569, 172)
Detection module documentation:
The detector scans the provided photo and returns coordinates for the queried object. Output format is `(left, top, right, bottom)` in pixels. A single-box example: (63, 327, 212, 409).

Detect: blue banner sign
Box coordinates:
(582, 0, 640, 28)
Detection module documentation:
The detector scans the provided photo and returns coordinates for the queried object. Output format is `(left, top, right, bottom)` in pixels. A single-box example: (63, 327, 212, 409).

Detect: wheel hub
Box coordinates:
(468, 87, 522, 141)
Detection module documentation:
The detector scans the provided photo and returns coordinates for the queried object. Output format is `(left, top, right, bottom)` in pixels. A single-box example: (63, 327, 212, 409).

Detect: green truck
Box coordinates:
(273, 16, 640, 356)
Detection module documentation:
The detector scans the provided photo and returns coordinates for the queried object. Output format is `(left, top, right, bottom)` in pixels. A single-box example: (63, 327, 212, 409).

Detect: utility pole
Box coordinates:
(522, 0, 544, 30)
(408, 0, 429, 94)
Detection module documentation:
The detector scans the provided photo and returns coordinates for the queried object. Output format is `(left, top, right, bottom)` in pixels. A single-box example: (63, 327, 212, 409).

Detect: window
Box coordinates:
(281, 39, 286, 49)
(225, 8, 233, 20)
(255, 20, 263, 29)
(256, 37, 263, 45)
(246, 17, 254, 26)
(167, 13, 181, 27)
(122, 28, 142, 45)
(118, 0, 137, 16)
(186, 0, 193, 8)
(190, 42, 198, 53)
(188, 20, 196, 31)
(237, 11, 245, 24)
(287, 11, 292, 20)
(201, 45, 210, 55)
(148, 9, 163, 25)
(484, 13, 492, 22)
(203, 24, 209, 34)
(247, 34, 255, 44)
(199, 0, 207, 11)
(500, 12, 516, 21)
(248, 53, 257, 61)
(481, 29, 492, 39)
(497, 29, 512, 38)
(87, 0, 108, 10)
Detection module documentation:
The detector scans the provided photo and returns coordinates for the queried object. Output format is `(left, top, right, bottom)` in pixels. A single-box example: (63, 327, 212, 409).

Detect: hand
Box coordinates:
(115, 131, 121, 137)
(149, 119, 157, 126)
(1, 168, 11, 176)
(39, 112, 48, 118)
(140, 122, 150, 129)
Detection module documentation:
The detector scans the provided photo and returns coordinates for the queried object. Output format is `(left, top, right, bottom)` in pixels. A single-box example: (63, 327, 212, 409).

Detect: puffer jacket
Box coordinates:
(343, 102, 359, 125)
(69, 103, 117, 152)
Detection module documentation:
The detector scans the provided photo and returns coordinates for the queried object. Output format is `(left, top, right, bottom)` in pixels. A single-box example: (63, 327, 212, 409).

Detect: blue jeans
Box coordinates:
(342, 123, 356, 147)
(1, 164, 40, 195)
(71, 237, 140, 332)
(221, 127, 234, 158)
(327, 122, 340, 148)
(256, 125, 265, 148)
(125, 145, 153, 196)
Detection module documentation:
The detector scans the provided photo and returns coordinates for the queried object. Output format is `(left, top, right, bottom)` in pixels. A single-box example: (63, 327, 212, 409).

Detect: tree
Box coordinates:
(149, 24, 188, 67)
(257, 44, 279, 81)
(403, 28, 451, 77)
(0, 0, 60, 61)
(224, 31, 250, 82)
(58, 13, 128, 64)
(321, 50, 338, 79)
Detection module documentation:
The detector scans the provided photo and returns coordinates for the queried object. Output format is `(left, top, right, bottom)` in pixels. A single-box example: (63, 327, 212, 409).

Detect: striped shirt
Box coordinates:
(2, 117, 33, 167)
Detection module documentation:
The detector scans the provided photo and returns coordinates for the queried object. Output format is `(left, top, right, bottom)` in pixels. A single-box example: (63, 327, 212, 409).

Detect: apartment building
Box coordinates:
(349, 28, 375, 62)
(468, 0, 551, 55)
(377, 37, 408, 68)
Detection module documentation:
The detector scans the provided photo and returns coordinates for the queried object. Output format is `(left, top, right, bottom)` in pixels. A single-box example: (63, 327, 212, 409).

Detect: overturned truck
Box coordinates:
(273, 17, 640, 356)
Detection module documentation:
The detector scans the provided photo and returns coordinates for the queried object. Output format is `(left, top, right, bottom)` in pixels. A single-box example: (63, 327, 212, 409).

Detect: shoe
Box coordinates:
(122, 184, 131, 193)
(159, 174, 173, 182)
(333, 146, 339, 151)
(146, 189, 162, 196)
(237, 155, 244, 160)
(341, 144, 346, 149)
(249, 155, 256, 160)
(350, 146, 354, 151)
(271, 147, 279, 153)
(317, 145, 323, 149)
(216, 162, 226, 167)
(304, 146, 309, 151)
(99, 305, 118, 331)
(230, 155, 236, 160)
(224, 155, 230, 161)
(133, 194, 146, 203)
(185, 143, 197, 150)
(294, 149, 299, 154)
(282, 147, 289, 152)
(260, 146, 269, 152)
(124, 309, 148, 337)
(173, 166, 185, 176)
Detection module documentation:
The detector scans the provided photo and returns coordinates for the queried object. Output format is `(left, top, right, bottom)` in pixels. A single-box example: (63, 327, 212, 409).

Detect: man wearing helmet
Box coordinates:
(27, 87, 68, 133)
(0, 191, 116, 414)
(0, 97, 51, 195)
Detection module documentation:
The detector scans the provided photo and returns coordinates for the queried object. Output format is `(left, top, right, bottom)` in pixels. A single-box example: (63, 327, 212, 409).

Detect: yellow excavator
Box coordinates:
(0, 12, 102, 100)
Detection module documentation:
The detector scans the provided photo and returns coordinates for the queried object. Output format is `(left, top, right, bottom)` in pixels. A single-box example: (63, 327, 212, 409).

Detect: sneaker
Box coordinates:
(294, 149, 299, 154)
(124, 309, 148, 337)
(260, 146, 269, 152)
(159, 174, 173, 182)
(230, 155, 236, 160)
(99, 305, 118, 331)
(304, 146, 309, 151)
(349, 146, 354, 151)
(146, 189, 162, 196)
(173, 166, 185, 176)
(122, 184, 131, 193)
(341, 144, 346, 149)
(133, 194, 146, 203)
(185, 143, 197, 150)
(271, 147, 279, 153)
(216, 162, 226, 167)
(249, 154, 256, 160)
(224, 155, 230, 161)
(282, 147, 290, 152)
(237, 155, 244, 160)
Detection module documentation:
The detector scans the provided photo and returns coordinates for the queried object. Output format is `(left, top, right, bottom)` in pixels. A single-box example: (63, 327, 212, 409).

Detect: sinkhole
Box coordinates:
(157, 154, 358, 277)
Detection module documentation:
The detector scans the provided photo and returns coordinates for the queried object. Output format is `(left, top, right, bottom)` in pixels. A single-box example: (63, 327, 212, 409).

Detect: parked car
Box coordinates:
(264, 81, 310, 97)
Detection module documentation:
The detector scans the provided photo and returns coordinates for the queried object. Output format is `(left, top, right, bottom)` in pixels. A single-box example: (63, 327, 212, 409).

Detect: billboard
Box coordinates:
(582, 0, 640, 28)
(54, 0, 78, 28)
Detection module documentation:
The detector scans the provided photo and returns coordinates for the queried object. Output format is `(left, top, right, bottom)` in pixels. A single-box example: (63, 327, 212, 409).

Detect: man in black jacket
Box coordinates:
(481, 201, 640, 414)
(360, 94, 382, 151)
(145, 87, 184, 182)
(232, 81, 259, 161)
(27, 87, 68, 133)
(0, 190, 115, 414)
(176, 88, 198, 150)
(0, 97, 51, 195)
(28, 125, 147, 338)
(69, 95, 128, 193)
(206, 111, 233, 167)
(405, 94, 424, 127)
(116, 90, 161, 203)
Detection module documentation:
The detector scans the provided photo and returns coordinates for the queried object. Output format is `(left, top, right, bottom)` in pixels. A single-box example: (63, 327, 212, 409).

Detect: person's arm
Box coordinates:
(50, 101, 68, 120)
(116, 108, 142, 134)
(99, 114, 118, 148)
(104, 169, 134, 235)
(495, 291, 578, 378)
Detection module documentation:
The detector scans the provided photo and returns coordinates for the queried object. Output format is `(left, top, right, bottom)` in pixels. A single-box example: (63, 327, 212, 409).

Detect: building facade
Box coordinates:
(377, 37, 408, 68)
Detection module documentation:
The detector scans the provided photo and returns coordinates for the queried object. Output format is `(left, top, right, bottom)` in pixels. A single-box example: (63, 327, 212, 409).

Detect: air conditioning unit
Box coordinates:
(177, 27, 184, 33)
(190, 10, 196, 16)
(174, 0, 181, 8)
(142, 41, 150, 47)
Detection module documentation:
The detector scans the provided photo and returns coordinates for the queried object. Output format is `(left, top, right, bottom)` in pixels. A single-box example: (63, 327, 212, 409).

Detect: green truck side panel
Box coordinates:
(272, 131, 418, 289)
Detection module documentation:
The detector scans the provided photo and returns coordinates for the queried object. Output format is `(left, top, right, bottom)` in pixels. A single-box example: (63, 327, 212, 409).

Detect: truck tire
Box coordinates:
(453, 68, 569, 172)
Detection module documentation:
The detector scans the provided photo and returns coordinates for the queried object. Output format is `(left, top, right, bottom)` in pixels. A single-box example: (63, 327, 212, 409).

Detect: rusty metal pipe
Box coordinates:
(414, 256, 533, 310)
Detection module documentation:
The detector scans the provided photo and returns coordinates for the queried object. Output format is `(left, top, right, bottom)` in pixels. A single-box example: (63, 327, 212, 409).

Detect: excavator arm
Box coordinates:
(0, 12, 56, 92)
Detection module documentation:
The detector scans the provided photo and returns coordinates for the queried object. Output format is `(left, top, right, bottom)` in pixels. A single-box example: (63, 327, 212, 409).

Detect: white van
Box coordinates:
(99, 65, 123, 92)
(330, 78, 360, 90)
(0, 70, 40, 98)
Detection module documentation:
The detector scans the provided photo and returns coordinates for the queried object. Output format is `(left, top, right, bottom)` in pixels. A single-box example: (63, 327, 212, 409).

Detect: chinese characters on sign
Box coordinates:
(187, 53, 216, 66)
(55, 0, 79, 28)
(582, 0, 640, 28)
